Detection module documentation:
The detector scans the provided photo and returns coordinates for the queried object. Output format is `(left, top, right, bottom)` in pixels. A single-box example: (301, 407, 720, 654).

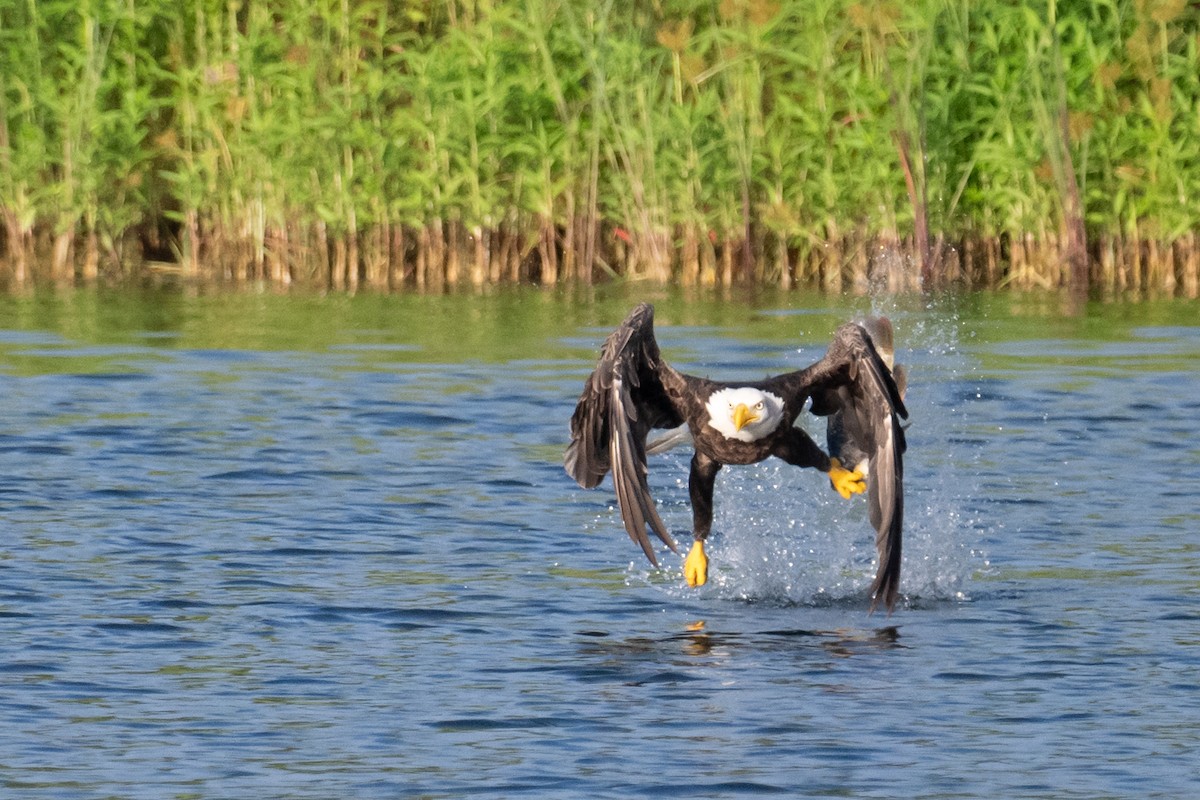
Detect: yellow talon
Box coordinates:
(684, 540, 708, 587)
(828, 457, 866, 499)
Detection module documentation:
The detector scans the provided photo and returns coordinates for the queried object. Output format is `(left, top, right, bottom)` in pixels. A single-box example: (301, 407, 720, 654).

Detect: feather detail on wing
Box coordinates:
(808, 318, 908, 613)
(645, 425, 692, 455)
(564, 303, 684, 565)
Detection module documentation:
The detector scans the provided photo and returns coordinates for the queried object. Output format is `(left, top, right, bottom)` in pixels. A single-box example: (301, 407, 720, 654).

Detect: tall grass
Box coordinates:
(1, 0, 1198, 295)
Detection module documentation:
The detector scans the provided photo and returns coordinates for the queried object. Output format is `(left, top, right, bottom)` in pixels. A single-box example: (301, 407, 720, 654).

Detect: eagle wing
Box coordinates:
(564, 303, 688, 565)
(774, 320, 909, 612)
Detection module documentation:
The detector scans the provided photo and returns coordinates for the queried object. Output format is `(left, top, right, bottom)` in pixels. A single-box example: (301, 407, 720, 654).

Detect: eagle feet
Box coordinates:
(684, 540, 709, 587)
(828, 457, 866, 499)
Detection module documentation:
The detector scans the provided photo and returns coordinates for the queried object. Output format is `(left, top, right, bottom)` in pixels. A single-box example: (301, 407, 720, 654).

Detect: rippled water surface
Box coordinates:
(1, 289, 1198, 798)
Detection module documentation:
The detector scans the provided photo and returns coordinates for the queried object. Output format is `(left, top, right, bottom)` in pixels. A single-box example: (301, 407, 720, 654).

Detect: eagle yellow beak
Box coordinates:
(732, 402, 758, 431)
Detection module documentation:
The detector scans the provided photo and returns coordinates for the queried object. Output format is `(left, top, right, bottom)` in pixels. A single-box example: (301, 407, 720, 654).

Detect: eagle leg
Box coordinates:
(685, 453, 721, 587)
(771, 427, 865, 501)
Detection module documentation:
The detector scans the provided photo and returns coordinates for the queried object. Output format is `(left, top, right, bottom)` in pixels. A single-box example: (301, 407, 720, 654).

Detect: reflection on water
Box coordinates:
(0, 289, 1198, 799)
(598, 620, 906, 662)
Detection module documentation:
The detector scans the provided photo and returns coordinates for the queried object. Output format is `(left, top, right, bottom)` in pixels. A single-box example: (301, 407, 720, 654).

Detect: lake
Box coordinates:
(1, 287, 1198, 798)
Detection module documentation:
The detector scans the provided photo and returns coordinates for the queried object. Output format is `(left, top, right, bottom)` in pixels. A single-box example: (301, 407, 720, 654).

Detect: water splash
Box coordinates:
(637, 298, 991, 609)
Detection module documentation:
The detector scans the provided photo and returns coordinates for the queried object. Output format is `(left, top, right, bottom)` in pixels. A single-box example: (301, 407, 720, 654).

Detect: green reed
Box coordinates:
(1, 0, 1198, 295)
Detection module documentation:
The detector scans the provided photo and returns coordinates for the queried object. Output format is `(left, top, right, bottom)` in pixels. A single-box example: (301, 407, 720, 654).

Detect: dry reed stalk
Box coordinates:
(1166, 240, 1180, 296)
(513, 226, 527, 283)
(447, 220, 464, 288)
(1149, 238, 1174, 294)
(1183, 233, 1199, 298)
(414, 226, 428, 291)
(1035, 234, 1055, 289)
(969, 238, 981, 287)
(848, 230, 868, 294)
(264, 224, 282, 284)
(1009, 232, 1027, 288)
(774, 234, 791, 291)
(821, 230, 843, 294)
(957, 237, 972, 285)
(417, 227, 430, 291)
(428, 220, 446, 292)
(1144, 237, 1159, 292)
(576, 215, 598, 284)
(793, 244, 813, 288)
(1114, 234, 1128, 292)
(680, 224, 699, 287)
(566, 215, 584, 283)
(1116, 235, 1131, 293)
(252, 202, 266, 283)
(364, 222, 386, 290)
(636, 229, 671, 283)
(1051, 231, 1066, 287)
(937, 237, 961, 287)
(489, 225, 505, 284)
(814, 245, 828, 289)
(507, 224, 526, 284)
(468, 225, 486, 287)
(496, 225, 510, 283)
(719, 237, 734, 288)
(1025, 233, 1049, 289)
(182, 210, 200, 277)
(209, 228, 227, 282)
(560, 206, 576, 283)
(698, 233, 716, 287)
(1166, 239, 1181, 296)
(395, 223, 411, 290)
(1036, 229, 1053, 287)
(562, 216, 577, 283)
(524, 226, 540, 283)
(51, 229, 73, 281)
(231, 228, 247, 284)
(985, 236, 999, 286)
(749, 236, 764, 287)
(331, 237, 347, 291)
(1026, 229, 1043, 288)
(388, 224, 407, 290)
(2, 216, 29, 286)
(1097, 233, 1115, 292)
(536, 216, 557, 286)
(900, 236, 921, 293)
(286, 223, 301, 286)
(214, 225, 233, 281)
(315, 219, 331, 290)
(442, 221, 457, 289)
(346, 229, 360, 294)
(1162, 239, 1176, 296)
(1123, 233, 1139, 293)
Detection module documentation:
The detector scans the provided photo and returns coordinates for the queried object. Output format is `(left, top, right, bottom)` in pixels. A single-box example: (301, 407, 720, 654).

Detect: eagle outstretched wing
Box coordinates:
(800, 320, 908, 612)
(564, 303, 687, 564)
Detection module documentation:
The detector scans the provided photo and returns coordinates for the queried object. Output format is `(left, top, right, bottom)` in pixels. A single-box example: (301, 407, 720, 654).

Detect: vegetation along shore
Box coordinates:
(1, 0, 1198, 295)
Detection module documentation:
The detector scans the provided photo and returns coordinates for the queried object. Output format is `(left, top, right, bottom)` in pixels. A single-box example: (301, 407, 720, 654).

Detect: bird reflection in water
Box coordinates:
(576, 620, 904, 683)
(672, 620, 902, 659)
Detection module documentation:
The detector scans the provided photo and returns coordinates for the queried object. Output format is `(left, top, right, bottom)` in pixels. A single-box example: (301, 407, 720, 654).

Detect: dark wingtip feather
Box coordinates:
(565, 302, 683, 568)
(833, 318, 906, 614)
(868, 521, 903, 614)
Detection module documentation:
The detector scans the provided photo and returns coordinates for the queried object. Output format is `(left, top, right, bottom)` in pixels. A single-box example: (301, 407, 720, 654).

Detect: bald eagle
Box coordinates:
(564, 303, 908, 612)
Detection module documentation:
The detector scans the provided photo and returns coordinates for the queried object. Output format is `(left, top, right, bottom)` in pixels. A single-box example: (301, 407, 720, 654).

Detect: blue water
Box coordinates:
(1, 292, 1198, 798)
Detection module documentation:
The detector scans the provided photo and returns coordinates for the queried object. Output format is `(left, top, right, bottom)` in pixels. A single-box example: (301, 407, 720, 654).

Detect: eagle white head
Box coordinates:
(705, 387, 785, 442)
